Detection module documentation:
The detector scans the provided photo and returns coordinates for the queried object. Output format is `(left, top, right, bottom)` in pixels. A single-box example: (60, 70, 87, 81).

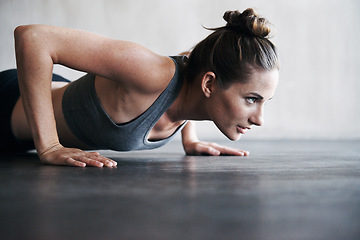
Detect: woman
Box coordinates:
(0, 8, 279, 168)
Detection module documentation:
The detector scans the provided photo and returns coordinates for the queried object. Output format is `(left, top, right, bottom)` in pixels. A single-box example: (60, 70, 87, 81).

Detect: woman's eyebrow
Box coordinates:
(249, 92, 264, 100)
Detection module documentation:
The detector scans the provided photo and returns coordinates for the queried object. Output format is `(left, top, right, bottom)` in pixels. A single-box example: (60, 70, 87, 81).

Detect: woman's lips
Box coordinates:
(236, 126, 249, 134)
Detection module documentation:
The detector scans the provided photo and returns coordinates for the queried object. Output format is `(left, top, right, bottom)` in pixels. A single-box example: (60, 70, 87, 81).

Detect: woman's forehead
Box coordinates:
(234, 69, 279, 97)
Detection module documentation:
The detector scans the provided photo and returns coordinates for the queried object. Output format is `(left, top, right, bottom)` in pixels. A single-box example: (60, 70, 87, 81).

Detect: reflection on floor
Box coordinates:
(0, 140, 359, 240)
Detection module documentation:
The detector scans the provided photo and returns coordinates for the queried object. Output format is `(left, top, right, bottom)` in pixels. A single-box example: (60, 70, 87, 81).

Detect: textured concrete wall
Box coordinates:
(1, 0, 359, 140)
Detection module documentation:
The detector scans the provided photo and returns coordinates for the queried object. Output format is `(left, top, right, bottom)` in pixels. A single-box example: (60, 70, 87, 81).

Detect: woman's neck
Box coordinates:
(167, 79, 210, 122)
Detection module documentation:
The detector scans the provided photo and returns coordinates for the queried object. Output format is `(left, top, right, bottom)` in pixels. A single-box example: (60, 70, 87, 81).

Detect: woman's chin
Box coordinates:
(226, 133, 242, 141)
(216, 125, 242, 141)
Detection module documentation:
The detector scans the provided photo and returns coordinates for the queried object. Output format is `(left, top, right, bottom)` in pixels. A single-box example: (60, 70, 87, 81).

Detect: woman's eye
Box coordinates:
(246, 97, 257, 104)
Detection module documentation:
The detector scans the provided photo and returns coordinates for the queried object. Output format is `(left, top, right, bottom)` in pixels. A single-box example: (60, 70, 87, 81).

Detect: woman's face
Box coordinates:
(207, 68, 279, 141)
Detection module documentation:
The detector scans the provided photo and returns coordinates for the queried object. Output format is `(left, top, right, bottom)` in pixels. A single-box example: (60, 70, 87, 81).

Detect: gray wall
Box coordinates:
(1, 0, 359, 140)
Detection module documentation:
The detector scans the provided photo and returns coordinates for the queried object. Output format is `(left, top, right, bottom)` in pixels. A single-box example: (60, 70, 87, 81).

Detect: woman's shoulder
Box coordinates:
(108, 44, 176, 94)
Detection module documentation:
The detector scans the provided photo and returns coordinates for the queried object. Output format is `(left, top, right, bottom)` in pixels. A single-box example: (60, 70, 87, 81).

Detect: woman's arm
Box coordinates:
(14, 25, 166, 167)
(181, 121, 249, 156)
(15, 25, 64, 163)
(14, 25, 115, 167)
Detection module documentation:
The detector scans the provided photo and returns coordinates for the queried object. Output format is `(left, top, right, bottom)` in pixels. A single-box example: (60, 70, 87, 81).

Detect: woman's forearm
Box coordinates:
(14, 25, 61, 154)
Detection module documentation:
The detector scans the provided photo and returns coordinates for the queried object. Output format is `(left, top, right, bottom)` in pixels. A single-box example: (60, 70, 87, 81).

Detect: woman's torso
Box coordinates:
(11, 57, 185, 150)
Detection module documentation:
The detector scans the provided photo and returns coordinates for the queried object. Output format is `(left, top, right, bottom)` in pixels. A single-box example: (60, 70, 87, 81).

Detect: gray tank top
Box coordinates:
(62, 56, 187, 151)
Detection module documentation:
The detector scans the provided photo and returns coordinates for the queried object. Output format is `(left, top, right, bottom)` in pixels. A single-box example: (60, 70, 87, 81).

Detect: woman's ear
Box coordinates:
(201, 72, 216, 98)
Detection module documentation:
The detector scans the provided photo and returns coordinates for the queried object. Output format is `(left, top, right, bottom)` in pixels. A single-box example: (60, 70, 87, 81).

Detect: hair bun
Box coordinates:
(223, 8, 271, 38)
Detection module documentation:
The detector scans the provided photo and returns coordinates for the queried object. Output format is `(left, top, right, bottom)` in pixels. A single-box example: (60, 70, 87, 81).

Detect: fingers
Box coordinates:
(194, 143, 221, 156)
(192, 142, 249, 156)
(210, 143, 249, 156)
(50, 149, 116, 168)
(65, 158, 87, 168)
(76, 152, 117, 168)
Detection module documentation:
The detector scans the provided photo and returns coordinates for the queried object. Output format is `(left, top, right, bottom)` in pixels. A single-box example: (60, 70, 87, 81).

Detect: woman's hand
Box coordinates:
(181, 121, 249, 156)
(39, 143, 117, 168)
(183, 141, 249, 156)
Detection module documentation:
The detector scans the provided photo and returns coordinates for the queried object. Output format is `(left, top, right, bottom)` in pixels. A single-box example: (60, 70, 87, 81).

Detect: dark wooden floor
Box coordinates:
(0, 140, 359, 240)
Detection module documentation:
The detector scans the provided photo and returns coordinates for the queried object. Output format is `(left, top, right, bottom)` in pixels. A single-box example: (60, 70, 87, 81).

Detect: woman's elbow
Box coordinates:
(14, 25, 33, 44)
(14, 25, 34, 55)
(14, 25, 45, 51)
(14, 25, 53, 64)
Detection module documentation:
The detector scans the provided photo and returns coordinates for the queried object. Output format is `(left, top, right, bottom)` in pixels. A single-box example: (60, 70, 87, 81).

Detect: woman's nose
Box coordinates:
(249, 108, 264, 126)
